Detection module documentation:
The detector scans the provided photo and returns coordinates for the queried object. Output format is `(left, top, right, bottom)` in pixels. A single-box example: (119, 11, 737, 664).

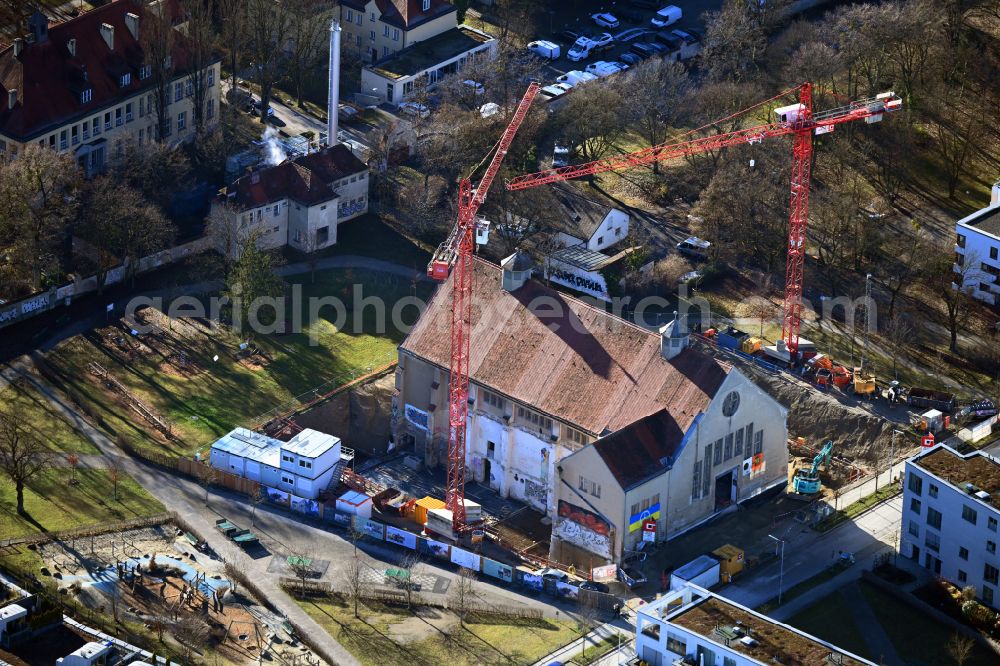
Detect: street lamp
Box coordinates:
(768, 534, 785, 606)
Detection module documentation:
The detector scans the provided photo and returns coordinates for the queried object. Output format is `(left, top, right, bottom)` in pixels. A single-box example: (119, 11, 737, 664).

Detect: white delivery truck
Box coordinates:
(528, 40, 560, 59)
(651, 5, 682, 28)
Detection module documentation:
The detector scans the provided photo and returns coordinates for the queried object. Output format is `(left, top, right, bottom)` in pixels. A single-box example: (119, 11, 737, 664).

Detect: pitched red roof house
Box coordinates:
(226, 144, 368, 210)
(0, 0, 206, 141)
(340, 0, 456, 30)
(400, 258, 730, 435)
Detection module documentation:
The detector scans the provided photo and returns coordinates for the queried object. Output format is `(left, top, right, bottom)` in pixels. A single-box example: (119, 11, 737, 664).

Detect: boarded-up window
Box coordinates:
(724, 433, 734, 460)
(692, 461, 701, 500)
(754, 430, 763, 455)
(734, 428, 744, 457)
(714, 439, 723, 465)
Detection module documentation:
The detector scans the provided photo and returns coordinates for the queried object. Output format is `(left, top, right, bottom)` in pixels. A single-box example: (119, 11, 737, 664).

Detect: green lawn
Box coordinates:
(814, 484, 902, 532)
(43, 268, 433, 459)
(297, 596, 582, 666)
(0, 468, 164, 540)
(787, 588, 871, 659)
(856, 581, 997, 666)
(0, 382, 100, 455)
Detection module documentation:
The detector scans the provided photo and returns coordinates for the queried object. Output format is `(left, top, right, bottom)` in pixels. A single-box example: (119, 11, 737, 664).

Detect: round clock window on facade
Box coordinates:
(722, 391, 740, 417)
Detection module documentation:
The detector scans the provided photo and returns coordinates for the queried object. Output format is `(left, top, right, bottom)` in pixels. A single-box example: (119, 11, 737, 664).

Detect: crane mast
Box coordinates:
(428, 82, 540, 532)
(507, 83, 901, 357)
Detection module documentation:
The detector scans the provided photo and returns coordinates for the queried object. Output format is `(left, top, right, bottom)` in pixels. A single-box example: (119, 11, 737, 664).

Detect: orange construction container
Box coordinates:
(412, 496, 446, 525)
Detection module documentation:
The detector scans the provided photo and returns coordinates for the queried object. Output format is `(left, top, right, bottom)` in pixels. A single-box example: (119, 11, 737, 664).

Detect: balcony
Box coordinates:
(82, 129, 89, 140)
(104, 122, 112, 131)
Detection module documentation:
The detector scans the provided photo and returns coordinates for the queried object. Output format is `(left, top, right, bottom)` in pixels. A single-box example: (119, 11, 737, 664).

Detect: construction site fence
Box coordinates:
(0, 513, 175, 549)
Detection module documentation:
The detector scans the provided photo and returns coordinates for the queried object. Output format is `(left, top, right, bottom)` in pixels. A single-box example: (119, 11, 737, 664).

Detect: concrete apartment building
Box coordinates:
(395, 257, 787, 566)
(635, 583, 876, 666)
(209, 427, 344, 500)
(0, 0, 221, 176)
(338, 0, 458, 64)
(214, 144, 369, 254)
(901, 444, 1000, 608)
(955, 180, 1000, 306)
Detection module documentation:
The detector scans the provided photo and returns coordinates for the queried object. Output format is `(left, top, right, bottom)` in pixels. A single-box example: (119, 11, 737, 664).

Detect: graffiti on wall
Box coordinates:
(523, 478, 548, 512)
(555, 500, 612, 559)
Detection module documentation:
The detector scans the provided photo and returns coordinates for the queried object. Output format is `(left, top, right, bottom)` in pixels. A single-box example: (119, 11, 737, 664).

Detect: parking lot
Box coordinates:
(529, 0, 725, 79)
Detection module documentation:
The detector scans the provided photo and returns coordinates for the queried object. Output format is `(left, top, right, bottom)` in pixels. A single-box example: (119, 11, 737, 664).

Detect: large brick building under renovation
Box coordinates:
(394, 256, 788, 566)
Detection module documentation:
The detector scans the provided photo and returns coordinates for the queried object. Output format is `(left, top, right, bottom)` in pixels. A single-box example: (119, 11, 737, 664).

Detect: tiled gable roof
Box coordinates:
(592, 409, 688, 489)
(0, 0, 200, 140)
(400, 258, 730, 435)
(375, 0, 456, 30)
(226, 144, 367, 210)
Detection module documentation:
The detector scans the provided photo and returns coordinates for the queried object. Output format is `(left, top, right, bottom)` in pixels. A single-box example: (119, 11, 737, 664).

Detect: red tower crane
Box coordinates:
(427, 82, 541, 532)
(507, 82, 901, 359)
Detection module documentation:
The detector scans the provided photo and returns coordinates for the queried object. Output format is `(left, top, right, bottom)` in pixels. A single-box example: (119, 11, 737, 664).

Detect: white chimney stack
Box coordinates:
(13, 38, 23, 57)
(100, 22, 114, 50)
(67, 38, 76, 57)
(125, 12, 139, 40)
(327, 19, 341, 147)
(7, 89, 16, 109)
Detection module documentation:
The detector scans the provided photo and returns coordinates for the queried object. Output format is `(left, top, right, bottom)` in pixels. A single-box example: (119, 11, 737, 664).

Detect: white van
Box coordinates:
(651, 5, 682, 28)
(584, 61, 623, 78)
(556, 70, 598, 87)
(527, 40, 560, 59)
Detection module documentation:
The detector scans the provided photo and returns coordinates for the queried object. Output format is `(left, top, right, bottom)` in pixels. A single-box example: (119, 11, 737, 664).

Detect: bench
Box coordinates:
(215, 519, 239, 535)
(232, 530, 259, 546)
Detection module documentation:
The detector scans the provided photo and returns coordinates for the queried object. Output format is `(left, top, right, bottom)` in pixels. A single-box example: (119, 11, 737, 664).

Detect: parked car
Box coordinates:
(252, 100, 275, 118)
(609, 60, 630, 71)
(479, 102, 500, 118)
(337, 103, 358, 121)
(540, 82, 573, 99)
(579, 580, 610, 593)
(678, 270, 704, 285)
(527, 39, 560, 59)
(462, 79, 485, 95)
(629, 42, 657, 58)
(585, 61, 624, 77)
(567, 37, 594, 62)
(552, 142, 571, 167)
(556, 70, 598, 87)
(398, 101, 430, 118)
(677, 236, 711, 260)
(538, 567, 569, 583)
(592, 12, 620, 28)
(618, 565, 647, 588)
(591, 32, 615, 48)
(651, 5, 682, 28)
(671, 28, 700, 45)
(645, 41, 669, 55)
(226, 87, 252, 107)
(619, 52, 642, 66)
(653, 33, 682, 50)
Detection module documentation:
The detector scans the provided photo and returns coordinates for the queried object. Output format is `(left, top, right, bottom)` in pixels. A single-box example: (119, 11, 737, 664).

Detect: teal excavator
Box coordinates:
(792, 441, 834, 495)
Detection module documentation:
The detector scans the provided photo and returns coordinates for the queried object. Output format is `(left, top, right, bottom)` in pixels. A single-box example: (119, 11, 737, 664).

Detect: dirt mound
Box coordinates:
(746, 367, 896, 468)
(293, 373, 395, 456)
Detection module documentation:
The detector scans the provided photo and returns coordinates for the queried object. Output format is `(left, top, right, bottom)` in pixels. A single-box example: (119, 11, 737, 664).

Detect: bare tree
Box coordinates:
(623, 59, 692, 173)
(925, 249, 981, 353)
(196, 464, 216, 505)
(557, 84, 625, 166)
(0, 144, 80, 291)
(745, 295, 779, 338)
(249, 484, 266, 527)
(206, 203, 247, 277)
(217, 0, 248, 92)
(947, 632, 976, 666)
(0, 410, 52, 515)
(109, 461, 121, 502)
(288, 551, 315, 596)
(66, 453, 80, 486)
(882, 313, 913, 380)
(174, 615, 211, 660)
(450, 567, 478, 626)
(141, 4, 176, 143)
(185, 0, 216, 136)
(344, 555, 365, 618)
(397, 552, 422, 609)
(224, 557, 248, 597)
(286, 0, 331, 108)
(246, 0, 291, 125)
(927, 75, 988, 198)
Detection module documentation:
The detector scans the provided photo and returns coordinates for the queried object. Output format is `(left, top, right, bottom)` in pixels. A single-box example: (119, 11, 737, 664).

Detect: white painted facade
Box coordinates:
(213, 160, 369, 256)
(209, 427, 343, 500)
(954, 180, 1000, 305)
(635, 584, 876, 666)
(901, 445, 1000, 608)
(555, 206, 630, 252)
(56, 641, 114, 666)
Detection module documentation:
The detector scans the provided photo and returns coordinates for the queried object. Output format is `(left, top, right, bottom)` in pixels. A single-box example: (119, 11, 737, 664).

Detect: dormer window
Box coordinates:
(80, 88, 92, 104)
(120, 72, 131, 87)
(422, 0, 430, 10)
(139, 64, 151, 79)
